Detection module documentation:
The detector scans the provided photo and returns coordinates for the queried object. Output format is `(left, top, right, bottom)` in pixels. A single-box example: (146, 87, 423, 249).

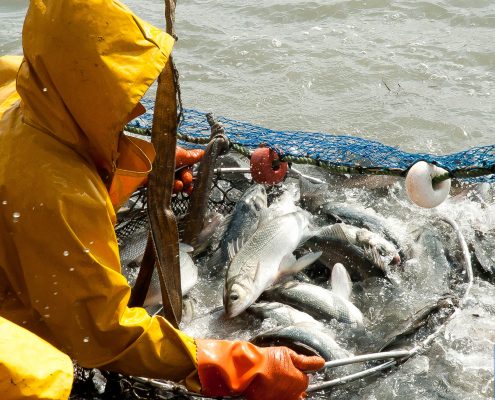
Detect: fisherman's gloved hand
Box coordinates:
(174, 146, 205, 195)
(195, 339, 324, 400)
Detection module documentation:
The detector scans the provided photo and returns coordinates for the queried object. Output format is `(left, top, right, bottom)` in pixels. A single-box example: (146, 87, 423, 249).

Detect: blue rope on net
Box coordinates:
(127, 99, 495, 182)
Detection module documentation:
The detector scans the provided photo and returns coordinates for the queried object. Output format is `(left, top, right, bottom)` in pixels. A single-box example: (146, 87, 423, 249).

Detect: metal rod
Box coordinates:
(214, 167, 250, 174)
(130, 376, 225, 399)
(289, 167, 326, 184)
(322, 350, 411, 369)
(212, 166, 326, 184)
(307, 360, 397, 392)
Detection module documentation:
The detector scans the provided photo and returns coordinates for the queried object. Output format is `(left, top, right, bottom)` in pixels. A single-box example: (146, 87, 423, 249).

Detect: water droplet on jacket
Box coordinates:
(12, 212, 20, 222)
(83, 337, 90, 343)
(83, 248, 90, 254)
(2, 200, 7, 205)
(69, 267, 75, 272)
(63, 250, 70, 257)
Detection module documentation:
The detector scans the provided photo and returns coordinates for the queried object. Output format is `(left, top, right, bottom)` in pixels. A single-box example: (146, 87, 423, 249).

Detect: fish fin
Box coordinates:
(179, 243, 194, 253)
(227, 241, 236, 260)
(252, 261, 266, 290)
(279, 253, 297, 271)
(279, 251, 322, 277)
(331, 263, 352, 301)
(207, 248, 223, 269)
(235, 237, 244, 254)
(327, 223, 350, 242)
(217, 213, 233, 232)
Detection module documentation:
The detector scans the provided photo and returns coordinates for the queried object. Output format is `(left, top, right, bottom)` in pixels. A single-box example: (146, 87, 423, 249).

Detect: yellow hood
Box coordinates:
(17, 0, 174, 176)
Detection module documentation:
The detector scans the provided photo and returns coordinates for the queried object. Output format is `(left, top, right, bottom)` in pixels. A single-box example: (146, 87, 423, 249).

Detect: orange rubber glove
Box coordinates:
(196, 339, 324, 400)
(174, 147, 205, 195)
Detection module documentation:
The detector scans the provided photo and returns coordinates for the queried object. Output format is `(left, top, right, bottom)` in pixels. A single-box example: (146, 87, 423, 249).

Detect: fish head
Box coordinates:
(224, 278, 254, 318)
(356, 229, 400, 265)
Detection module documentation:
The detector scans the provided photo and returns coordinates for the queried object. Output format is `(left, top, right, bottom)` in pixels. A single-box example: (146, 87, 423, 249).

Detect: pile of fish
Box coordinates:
(121, 169, 495, 399)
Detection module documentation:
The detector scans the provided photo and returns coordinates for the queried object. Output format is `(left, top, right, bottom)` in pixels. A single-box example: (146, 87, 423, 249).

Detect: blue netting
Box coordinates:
(128, 99, 495, 182)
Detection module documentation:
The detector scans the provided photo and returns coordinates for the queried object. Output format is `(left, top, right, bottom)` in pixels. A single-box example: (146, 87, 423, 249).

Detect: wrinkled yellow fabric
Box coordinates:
(0, 0, 200, 390)
(0, 56, 22, 118)
(0, 316, 73, 400)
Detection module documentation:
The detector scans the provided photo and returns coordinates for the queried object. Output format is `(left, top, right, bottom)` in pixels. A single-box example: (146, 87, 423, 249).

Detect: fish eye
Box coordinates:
(230, 293, 239, 301)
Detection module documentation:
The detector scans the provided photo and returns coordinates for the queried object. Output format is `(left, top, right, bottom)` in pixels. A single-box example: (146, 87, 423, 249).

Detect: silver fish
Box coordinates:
(319, 223, 400, 269)
(246, 302, 322, 328)
(224, 210, 321, 317)
(250, 324, 351, 361)
(261, 280, 364, 325)
(299, 177, 405, 258)
(142, 243, 198, 307)
(207, 184, 267, 271)
(190, 211, 225, 256)
(472, 229, 495, 276)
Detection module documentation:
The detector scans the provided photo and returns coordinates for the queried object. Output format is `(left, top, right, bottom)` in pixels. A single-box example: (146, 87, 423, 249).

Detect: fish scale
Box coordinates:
(261, 281, 364, 325)
(224, 211, 311, 317)
(228, 212, 307, 278)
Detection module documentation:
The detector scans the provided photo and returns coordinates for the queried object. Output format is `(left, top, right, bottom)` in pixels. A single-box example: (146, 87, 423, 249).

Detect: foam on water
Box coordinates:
(175, 175, 494, 399)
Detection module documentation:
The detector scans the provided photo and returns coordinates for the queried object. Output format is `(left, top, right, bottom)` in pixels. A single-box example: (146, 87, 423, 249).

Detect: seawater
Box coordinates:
(1, 0, 494, 153)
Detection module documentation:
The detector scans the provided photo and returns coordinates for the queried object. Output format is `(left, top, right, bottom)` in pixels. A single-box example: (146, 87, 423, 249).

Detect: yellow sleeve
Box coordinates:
(0, 316, 73, 400)
(12, 156, 198, 382)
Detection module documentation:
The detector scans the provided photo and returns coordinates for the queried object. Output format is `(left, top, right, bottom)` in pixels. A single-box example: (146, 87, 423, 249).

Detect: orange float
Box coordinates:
(250, 147, 288, 185)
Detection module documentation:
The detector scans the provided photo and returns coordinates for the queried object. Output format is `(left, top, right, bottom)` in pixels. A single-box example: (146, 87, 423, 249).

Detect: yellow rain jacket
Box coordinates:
(0, 316, 73, 400)
(0, 0, 200, 393)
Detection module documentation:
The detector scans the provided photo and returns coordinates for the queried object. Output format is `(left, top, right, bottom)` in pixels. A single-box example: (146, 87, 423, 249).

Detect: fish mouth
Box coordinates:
(391, 254, 401, 265)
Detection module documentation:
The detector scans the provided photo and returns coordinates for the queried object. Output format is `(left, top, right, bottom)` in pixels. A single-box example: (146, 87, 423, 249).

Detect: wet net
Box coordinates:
(126, 98, 495, 183)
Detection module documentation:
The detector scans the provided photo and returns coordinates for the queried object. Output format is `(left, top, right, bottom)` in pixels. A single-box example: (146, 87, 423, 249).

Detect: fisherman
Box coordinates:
(0, 1, 324, 399)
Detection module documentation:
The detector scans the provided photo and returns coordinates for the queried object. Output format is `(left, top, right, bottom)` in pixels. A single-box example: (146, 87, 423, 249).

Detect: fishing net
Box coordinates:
(126, 98, 495, 183)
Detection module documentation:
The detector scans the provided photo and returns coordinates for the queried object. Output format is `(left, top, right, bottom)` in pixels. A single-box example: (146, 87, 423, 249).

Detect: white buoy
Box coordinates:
(405, 161, 451, 208)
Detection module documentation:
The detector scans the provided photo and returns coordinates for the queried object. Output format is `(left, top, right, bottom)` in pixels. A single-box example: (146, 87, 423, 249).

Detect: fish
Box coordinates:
(140, 243, 199, 307)
(322, 223, 399, 267)
(189, 211, 225, 256)
(318, 203, 404, 257)
(299, 177, 405, 259)
(378, 295, 457, 352)
(250, 324, 351, 361)
(246, 301, 322, 328)
(302, 235, 386, 282)
(261, 280, 364, 325)
(207, 184, 268, 272)
(408, 226, 451, 289)
(224, 209, 321, 317)
(471, 229, 495, 276)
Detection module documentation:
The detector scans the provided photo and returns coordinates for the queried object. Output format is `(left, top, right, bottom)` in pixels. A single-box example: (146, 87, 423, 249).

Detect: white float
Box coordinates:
(405, 161, 451, 208)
